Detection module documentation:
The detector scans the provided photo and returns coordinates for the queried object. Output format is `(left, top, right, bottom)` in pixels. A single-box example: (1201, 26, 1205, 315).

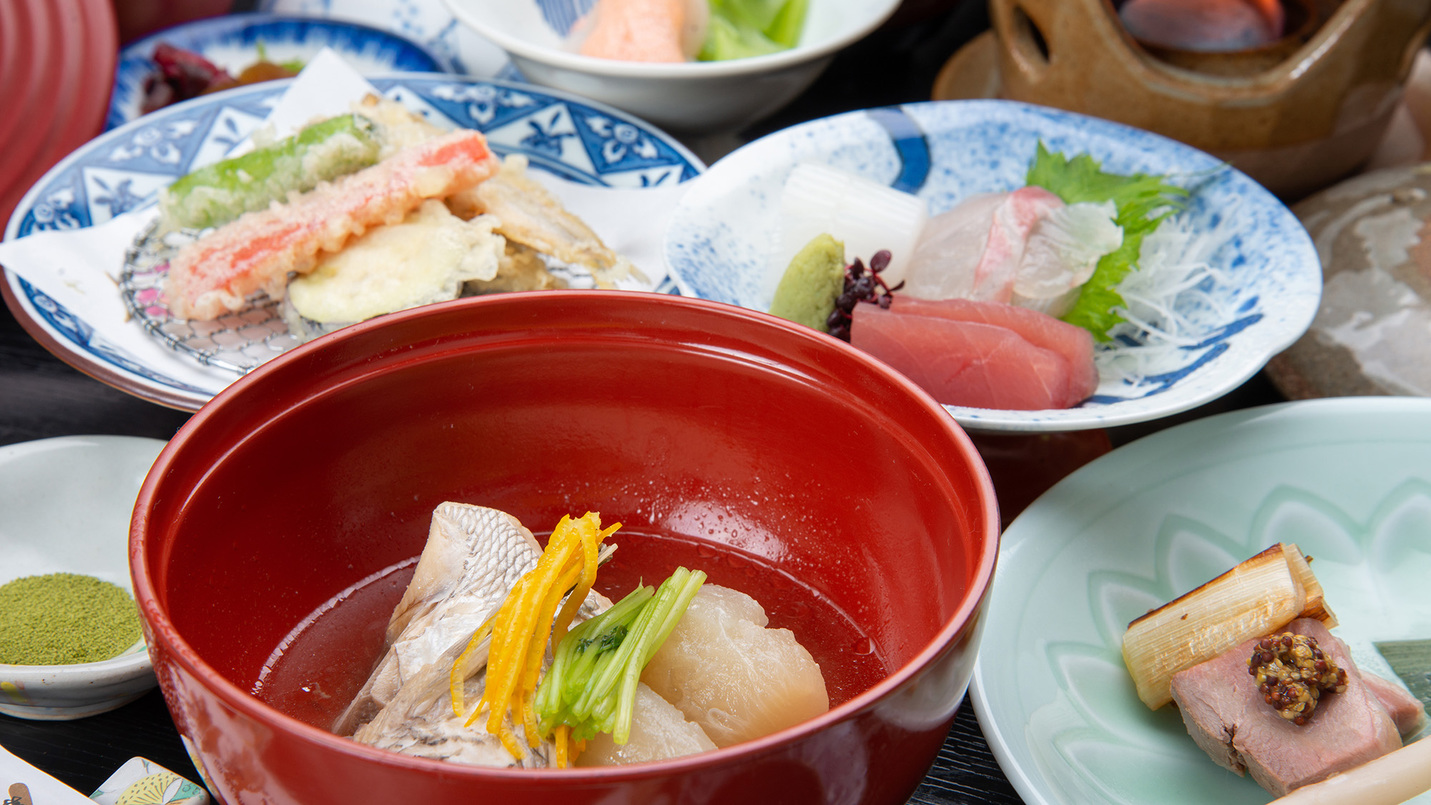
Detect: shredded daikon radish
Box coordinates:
(1095, 202, 1245, 385)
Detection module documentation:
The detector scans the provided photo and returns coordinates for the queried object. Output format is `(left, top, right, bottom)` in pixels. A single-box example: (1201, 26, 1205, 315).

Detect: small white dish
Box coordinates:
(108, 13, 451, 130)
(441, 0, 902, 132)
(973, 397, 1431, 804)
(663, 99, 1323, 432)
(0, 435, 167, 720)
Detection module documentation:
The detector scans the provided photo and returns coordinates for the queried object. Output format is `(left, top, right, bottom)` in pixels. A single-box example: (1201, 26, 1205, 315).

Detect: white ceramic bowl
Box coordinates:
(440, 0, 902, 132)
(0, 435, 165, 720)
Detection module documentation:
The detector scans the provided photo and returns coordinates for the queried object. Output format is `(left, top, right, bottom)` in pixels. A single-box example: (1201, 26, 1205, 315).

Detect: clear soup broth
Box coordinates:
(253, 529, 890, 733)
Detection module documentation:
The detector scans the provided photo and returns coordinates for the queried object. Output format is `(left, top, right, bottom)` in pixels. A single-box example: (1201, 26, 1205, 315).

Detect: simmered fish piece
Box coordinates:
(354, 632, 550, 768)
(335, 503, 543, 736)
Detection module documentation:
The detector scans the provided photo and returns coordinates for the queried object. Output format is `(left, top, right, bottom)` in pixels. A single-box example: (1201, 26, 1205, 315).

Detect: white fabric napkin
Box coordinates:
(0, 51, 691, 398)
(0, 744, 94, 804)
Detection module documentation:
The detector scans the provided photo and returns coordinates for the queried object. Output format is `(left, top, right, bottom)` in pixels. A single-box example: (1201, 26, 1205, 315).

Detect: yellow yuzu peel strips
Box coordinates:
(452, 512, 616, 762)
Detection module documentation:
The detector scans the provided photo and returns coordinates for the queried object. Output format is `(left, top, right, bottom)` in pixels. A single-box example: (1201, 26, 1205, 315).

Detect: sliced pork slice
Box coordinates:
(1361, 670, 1427, 738)
(1169, 618, 1402, 797)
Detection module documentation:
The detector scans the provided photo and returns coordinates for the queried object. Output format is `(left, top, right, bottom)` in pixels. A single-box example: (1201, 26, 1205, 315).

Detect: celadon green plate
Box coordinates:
(972, 397, 1431, 804)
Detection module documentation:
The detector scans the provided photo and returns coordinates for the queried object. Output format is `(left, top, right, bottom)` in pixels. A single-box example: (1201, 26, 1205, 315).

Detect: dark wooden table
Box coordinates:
(0, 3, 1290, 802)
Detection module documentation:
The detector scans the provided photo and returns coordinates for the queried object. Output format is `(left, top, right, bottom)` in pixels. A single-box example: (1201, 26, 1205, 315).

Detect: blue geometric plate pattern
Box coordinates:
(975, 397, 1431, 804)
(108, 13, 452, 130)
(663, 100, 1322, 433)
(5, 76, 703, 411)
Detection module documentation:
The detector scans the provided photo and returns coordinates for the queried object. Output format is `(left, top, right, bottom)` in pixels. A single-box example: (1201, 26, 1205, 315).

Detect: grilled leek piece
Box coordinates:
(1122, 543, 1337, 709)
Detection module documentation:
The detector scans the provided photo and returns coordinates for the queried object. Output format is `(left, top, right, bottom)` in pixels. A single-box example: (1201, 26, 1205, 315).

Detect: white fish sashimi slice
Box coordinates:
(902, 192, 1006, 300)
(968, 186, 1064, 301)
(334, 502, 543, 736)
(904, 189, 1122, 317)
(1012, 200, 1123, 316)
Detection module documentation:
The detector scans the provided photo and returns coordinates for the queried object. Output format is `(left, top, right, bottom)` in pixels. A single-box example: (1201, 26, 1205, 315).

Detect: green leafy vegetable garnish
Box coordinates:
(253, 41, 305, 72)
(699, 0, 809, 61)
(535, 566, 706, 745)
(1026, 142, 1190, 340)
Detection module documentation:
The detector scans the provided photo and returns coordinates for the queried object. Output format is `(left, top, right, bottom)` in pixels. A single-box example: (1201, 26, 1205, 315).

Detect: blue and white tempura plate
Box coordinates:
(4, 75, 703, 411)
(663, 100, 1323, 433)
(109, 13, 453, 130)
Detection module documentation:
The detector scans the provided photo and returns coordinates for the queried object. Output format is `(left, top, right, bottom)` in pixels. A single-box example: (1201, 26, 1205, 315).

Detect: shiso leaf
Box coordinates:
(1026, 142, 1190, 341)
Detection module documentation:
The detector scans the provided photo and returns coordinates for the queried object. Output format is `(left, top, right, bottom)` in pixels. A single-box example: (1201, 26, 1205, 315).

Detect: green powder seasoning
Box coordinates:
(0, 573, 144, 666)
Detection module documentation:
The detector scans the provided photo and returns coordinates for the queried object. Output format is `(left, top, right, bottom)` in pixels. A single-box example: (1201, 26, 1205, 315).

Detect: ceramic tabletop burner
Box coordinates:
(987, 0, 1431, 200)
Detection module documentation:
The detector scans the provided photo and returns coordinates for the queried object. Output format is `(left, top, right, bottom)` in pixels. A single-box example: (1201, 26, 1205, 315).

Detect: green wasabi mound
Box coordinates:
(770, 233, 846, 332)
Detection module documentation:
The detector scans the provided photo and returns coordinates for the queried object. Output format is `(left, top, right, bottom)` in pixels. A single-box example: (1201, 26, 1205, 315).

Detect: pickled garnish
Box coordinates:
(1248, 632, 1348, 725)
(827, 249, 901, 342)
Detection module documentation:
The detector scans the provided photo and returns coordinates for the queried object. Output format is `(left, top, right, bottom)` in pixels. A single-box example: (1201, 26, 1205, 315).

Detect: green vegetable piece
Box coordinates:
(699, 0, 807, 61)
(699, 15, 784, 60)
(1026, 142, 1190, 341)
(764, 0, 809, 48)
(159, 113, 381, 232)
(770, 233, 847, 332)
(535, 566, 706, 745)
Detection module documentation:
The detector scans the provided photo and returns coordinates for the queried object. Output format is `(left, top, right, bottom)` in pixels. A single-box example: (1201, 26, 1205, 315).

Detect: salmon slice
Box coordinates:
(1170, 618, 1403, 797)
(164, 129, 499, 320)
(578, 0, 698, 63)
(851, 297, 1099, 410)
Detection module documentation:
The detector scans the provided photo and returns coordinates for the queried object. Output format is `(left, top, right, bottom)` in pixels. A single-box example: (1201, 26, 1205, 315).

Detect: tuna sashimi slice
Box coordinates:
(1169, 618, 1403, 798)
(851, 297, 1099, 410)
(893, 297, 1099, 390)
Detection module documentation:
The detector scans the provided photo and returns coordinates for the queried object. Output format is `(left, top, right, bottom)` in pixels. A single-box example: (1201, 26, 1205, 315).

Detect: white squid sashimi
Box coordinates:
(903, 187, 1122, 317)
(640, 584, 829, 748)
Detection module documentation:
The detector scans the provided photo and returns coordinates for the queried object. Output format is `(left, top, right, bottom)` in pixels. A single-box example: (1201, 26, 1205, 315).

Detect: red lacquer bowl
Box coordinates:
(130, 291, 999, 805)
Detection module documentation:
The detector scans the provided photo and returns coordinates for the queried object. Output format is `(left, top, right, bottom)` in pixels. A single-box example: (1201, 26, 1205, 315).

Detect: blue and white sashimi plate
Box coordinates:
(663, 100, 1323, 433)
(4, 76, 703, 411)
(109, 13, 454, 130)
